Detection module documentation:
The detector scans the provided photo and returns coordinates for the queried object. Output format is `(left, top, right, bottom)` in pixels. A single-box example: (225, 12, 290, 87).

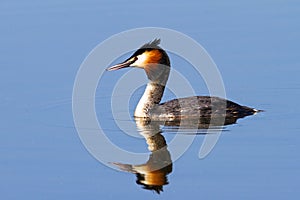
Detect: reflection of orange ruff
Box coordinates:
(141, 171, 167, 186)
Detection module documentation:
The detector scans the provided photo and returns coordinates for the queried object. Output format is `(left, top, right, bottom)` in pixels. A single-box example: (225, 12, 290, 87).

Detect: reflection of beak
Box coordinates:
(106, 59, 133, 71)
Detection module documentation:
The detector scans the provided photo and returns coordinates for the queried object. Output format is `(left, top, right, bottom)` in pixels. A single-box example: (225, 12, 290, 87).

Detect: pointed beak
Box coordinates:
(106, 59, 133, 71)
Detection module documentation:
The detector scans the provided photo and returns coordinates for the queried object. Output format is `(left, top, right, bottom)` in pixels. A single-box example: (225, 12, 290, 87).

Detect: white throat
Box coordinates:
(134, 82, 165, 118)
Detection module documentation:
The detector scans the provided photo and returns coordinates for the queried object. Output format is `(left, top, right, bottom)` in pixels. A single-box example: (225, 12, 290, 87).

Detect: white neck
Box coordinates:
(134, 82, 165, 118)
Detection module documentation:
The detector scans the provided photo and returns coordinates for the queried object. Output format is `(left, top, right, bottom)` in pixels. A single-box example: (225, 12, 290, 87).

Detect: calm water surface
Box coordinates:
(1, 0, 299, 199)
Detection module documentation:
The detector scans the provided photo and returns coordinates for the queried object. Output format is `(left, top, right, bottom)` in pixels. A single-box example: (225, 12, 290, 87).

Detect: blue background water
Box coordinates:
(1, 0, 299, 199)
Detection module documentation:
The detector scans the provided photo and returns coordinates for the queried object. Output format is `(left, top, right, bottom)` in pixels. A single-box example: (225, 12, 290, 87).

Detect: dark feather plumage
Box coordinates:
(149, 96, 257, 121)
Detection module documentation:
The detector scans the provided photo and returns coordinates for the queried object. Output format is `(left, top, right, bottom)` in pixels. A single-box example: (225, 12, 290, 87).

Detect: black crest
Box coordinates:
(129, 39, 162, 58)
(140, 39, 161, 50)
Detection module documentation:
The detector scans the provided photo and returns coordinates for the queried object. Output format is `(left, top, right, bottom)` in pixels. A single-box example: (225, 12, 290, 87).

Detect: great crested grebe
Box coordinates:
(107, 39, 259, 120)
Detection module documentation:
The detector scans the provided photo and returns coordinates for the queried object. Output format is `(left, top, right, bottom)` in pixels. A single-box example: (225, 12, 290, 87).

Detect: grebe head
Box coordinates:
(107, 39, 170, 84)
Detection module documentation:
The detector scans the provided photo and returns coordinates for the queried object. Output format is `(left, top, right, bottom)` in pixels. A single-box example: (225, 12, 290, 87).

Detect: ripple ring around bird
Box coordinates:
(72, 27, 226, 170)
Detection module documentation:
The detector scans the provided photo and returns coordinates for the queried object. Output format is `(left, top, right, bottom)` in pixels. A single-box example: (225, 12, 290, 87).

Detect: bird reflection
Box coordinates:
(113, 118, 172, 194)
(112, 115, 250, 193)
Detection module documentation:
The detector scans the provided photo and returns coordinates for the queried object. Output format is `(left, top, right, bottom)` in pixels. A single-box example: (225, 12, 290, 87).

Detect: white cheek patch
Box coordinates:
(131, 53, 148, 68)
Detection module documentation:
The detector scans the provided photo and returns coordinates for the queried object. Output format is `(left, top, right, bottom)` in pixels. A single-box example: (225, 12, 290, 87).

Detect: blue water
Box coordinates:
(1, 0, 299, 199)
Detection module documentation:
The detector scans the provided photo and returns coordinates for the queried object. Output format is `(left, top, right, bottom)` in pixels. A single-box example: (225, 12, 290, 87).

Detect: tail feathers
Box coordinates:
(237, 106, 263, 118)
(253, 108, 264, 114)
(253, 108, 264, 112)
